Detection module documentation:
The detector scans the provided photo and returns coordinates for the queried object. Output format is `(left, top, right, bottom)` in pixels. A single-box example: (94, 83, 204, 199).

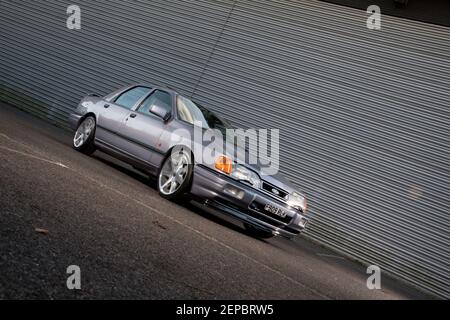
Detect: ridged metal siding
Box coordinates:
(0, 0, 234, 125)
(0, 0, 449, 298)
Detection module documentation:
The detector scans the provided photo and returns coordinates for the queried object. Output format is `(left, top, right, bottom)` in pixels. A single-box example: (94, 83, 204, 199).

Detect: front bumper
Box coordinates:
(190, 165, 308, 238)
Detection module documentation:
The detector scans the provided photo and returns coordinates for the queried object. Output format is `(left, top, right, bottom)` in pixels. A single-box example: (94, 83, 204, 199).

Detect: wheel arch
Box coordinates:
(159, 144, 195, 169)
(77, 112, 97, 128)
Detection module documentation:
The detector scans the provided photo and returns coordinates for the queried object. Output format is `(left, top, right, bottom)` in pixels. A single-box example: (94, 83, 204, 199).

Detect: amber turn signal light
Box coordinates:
(215, 155, 233, 174)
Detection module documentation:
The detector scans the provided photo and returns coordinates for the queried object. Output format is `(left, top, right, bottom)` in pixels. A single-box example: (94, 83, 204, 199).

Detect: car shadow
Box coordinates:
(92, 151, 270, 243)
(92, 152, 151, 186)
(181, 201, 273, 243)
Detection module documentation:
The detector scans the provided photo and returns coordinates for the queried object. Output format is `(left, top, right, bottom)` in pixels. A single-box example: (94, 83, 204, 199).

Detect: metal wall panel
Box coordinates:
(0, 0, 448, 297)
(191, 1, 450, 298)
(0, 0, 234, 126)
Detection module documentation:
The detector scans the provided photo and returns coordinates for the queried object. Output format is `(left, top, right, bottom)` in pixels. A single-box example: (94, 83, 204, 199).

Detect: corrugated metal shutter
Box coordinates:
(191, 1, 450, 298)
(0, 0, 448, 297)
(0, 0, 234, 127)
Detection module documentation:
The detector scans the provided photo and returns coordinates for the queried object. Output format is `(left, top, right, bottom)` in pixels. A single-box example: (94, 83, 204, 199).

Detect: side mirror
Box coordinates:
(150, 104, 171, 122)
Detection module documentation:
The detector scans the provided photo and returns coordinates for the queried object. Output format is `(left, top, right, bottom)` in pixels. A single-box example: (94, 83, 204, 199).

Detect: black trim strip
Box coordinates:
(96, 124, 165, 155)
(95, 137, 157, 169)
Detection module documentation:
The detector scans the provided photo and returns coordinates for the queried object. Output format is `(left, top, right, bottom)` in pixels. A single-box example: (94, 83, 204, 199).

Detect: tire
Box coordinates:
(157, 147, 193, 201)
(73, 115, 96, 155)
(244, 223, 275, 239)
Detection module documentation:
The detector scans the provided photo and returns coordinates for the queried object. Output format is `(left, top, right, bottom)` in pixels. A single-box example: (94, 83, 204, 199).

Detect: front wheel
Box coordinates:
(73, 115, 96, 155)
(244, 223, 275, 239)
(157, 148, 193, 201)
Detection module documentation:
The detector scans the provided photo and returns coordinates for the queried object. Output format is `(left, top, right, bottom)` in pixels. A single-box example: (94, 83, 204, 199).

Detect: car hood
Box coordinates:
(226, 142, 299, 195)
(245, 161, 297, 194)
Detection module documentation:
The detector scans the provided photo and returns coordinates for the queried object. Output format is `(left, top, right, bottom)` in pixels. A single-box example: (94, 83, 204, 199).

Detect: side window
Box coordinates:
(138, 90, 172, 116)
(114, 86, 152, 109)
(177, 95, 209, 127)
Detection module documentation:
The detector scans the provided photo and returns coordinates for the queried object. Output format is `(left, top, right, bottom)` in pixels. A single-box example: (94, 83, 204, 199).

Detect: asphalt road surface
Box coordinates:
(0, 102, 431, 299)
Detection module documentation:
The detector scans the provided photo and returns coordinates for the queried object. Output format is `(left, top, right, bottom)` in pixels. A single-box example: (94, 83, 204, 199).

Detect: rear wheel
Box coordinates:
(244, 223, 275, 239)
(157, 148, 193, 201)
(73, 115, 96, 155)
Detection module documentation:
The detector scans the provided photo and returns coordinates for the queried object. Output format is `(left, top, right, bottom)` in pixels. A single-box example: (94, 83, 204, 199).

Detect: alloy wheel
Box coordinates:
(73, 117, 95, 148)
(158, 151, 190, 195)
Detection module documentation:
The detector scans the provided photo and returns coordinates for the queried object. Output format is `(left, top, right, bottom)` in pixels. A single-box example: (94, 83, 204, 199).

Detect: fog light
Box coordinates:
(224, 186, 244, 199)
(297, 218, 308, 228)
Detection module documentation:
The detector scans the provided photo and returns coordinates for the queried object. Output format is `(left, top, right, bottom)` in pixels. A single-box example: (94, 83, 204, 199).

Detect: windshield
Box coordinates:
(177, 95, 233, 134)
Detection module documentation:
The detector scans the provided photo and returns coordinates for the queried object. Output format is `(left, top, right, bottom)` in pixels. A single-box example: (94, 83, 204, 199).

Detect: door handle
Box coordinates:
(130, 113, 137, 118)
(104, 104, 110, 108)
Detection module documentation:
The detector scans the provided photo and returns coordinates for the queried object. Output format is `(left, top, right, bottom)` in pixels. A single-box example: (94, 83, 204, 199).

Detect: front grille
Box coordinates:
(261, 181, 289, 200)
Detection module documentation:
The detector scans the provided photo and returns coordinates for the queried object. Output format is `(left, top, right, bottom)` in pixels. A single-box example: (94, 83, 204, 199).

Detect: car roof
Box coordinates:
(125, 83, 205, 107)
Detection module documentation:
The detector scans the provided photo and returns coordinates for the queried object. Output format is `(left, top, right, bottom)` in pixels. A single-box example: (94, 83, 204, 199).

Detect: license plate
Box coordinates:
(264, 203, 287, 218)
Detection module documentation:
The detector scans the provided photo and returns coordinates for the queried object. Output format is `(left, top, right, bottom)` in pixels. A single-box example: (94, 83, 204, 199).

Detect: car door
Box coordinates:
(95, 86, 152, 150)
(119, 89, 173, 168)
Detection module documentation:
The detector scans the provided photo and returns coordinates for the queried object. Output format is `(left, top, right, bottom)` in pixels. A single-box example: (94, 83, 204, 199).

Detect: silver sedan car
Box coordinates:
(69, 84, 308, 238)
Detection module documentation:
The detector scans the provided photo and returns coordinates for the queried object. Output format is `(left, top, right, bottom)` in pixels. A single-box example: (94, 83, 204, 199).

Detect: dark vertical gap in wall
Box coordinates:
(190, 0, 237, 99)
(319, 0, 450, 27)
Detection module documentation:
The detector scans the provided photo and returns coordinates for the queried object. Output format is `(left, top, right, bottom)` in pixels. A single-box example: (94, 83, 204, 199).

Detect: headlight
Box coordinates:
(230, 164, 261, 188)
(214, 156, 261, 188)
(287, 192, 308, 213)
